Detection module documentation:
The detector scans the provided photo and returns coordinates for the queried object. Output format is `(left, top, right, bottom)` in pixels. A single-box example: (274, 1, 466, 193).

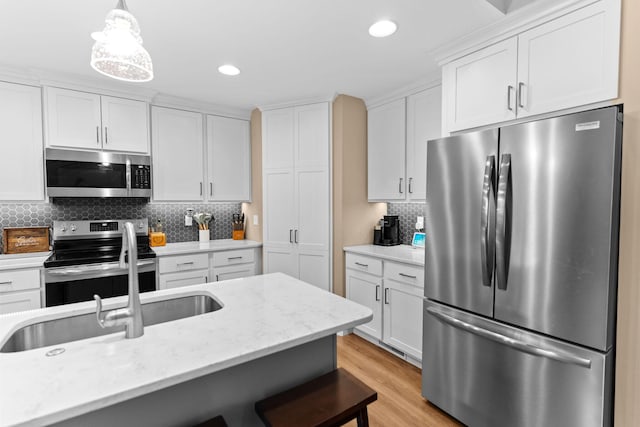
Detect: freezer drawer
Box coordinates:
(422, 300, 613, 427)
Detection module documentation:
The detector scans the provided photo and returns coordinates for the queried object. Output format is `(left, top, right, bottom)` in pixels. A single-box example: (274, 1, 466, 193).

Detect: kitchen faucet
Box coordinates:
(93, 221, 144, 338)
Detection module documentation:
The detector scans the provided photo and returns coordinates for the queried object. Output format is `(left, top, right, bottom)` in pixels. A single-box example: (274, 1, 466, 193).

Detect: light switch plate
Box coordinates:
(185, 215, 192, 226)
(253, 215, 259, 226)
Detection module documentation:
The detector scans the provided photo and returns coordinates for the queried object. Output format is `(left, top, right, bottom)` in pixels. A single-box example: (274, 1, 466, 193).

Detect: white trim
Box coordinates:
(151, 94, 251, 120)
(258, 95, 335, 112)
(431, 0, 602, 65)
(364, 72, 441, 109)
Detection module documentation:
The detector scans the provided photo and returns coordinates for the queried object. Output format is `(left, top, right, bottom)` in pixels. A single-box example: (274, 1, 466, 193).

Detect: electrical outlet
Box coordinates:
(253, 215, 259, 226)
(185, 215, 192, 226)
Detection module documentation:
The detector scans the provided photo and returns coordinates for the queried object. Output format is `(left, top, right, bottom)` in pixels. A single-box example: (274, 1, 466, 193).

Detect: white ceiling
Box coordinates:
(0, 0, 506, 111)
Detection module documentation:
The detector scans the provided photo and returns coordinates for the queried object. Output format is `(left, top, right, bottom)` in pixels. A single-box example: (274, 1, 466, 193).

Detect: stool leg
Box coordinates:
(356, 407, 369, 427)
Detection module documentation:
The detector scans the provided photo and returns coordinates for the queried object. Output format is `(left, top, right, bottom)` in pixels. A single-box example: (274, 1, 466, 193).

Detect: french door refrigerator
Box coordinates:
(422, 106, 622, 427)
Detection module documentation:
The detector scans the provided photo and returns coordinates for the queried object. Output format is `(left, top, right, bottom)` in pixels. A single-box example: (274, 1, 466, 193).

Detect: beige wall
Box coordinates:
(333, 95, 387, 297)
(242, 108, 262, 242)
(614, 0, 640, 424)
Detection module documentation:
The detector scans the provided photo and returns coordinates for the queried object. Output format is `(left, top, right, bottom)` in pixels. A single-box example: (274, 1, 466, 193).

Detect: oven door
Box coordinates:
(45, 259, 156, 307)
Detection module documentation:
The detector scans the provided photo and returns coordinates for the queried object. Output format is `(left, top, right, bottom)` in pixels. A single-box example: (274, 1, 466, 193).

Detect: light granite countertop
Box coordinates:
(0, 252, 50, 271)
(0, 273, 371, 427)
(151, 239, 262, 257)
(344, 244, 425, 267)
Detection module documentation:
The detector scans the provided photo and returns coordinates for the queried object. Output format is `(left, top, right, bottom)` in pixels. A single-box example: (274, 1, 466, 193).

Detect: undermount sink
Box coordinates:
(1, 293, 222, 353)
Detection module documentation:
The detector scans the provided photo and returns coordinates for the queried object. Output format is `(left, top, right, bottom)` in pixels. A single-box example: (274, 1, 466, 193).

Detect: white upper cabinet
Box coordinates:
(367, 98, 406, 201)
(45, 87, 149, 153)
(406, 86, 442, 201)
(151, 106, 204, 201)
(0, 82, 44, 201)
(442, 0, 620, 133)
(263, 108, 295, 170)
(206, 115, 251, 201)
(443, 38, 518, 132)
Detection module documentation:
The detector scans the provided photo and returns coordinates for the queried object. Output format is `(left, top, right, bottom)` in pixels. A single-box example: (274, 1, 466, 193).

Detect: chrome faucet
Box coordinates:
(93, 221, 144, 338)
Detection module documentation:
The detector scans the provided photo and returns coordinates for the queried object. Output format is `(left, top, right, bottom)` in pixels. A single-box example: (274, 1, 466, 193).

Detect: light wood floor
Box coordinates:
(337, 333, 462, 427)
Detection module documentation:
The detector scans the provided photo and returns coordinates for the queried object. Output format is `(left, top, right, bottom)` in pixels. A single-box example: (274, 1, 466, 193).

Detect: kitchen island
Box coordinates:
(0, 273, 372, 427)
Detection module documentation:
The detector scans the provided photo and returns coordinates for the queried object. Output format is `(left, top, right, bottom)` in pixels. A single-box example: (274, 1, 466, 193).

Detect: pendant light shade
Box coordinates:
(90, 0, 153, 82)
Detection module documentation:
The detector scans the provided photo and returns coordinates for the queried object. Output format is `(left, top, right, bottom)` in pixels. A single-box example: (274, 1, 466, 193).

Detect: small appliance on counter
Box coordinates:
(373, 215, 400, 246)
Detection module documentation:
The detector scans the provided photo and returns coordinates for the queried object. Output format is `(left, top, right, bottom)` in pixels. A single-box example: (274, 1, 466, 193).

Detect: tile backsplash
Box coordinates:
(386, 202, 427, 245)
(0, 198, 242, 252)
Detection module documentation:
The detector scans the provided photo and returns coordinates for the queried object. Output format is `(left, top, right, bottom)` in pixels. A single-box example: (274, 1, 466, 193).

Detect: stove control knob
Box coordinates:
(70, 224, 77, 232)
(138, 222, 144, 229)
(60, 224, 67, 233)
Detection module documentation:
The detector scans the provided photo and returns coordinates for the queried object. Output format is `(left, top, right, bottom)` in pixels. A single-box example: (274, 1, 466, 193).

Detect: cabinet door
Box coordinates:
(298, 251, 330, 291)
(0, 82, 44, 201)
(262, 108, 294, 170)
(0, 289, 41, 314)
(213, 263, 256, 282)
(295, 103, 329, 169)
(159, 270, 209, 290)
(406, 87, 442, 201)
(346, 269, 382, 340)
(383, 279, 423, 360)
(516, 1, 620, 118)
(443, 37, 518, 132)
(100, 96, 149, 153)
(263, 170, 295, 246)
(46, 87, 102, 149)
(207, 115, 251, 201)
(296, 169, 329, 252)
(263, 247, 297, 278)
(151, 106, 204, 201)
(367, 98, 406, 201)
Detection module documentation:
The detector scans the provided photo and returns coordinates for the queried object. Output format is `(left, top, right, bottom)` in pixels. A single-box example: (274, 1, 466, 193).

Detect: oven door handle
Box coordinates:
(46, 259, 156, 276)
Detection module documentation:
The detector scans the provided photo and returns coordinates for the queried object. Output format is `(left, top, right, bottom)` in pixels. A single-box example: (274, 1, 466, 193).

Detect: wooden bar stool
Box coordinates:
(255, 368, 377, 427)
(193, 414, 228, 427)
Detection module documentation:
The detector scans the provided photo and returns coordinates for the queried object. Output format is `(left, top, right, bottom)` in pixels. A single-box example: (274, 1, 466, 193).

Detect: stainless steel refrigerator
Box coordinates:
(422, 106, 622, 427)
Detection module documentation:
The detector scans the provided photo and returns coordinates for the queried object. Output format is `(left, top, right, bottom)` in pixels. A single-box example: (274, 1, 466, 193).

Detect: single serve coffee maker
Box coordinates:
(373, 215, 401, 246)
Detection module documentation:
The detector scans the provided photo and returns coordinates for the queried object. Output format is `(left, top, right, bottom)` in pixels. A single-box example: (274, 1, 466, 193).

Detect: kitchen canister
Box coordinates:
(199, 230, 210, 242)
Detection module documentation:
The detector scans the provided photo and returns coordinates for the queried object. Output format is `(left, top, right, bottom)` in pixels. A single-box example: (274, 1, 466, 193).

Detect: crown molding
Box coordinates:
(431, 0, 599, 66)
(151, 94, 252, 120)
(258, 95, 334, 112)
(364, 71, 442, 109)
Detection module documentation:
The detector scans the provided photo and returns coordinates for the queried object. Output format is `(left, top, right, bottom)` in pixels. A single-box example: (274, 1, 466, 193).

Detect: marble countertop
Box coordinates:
(151, 239, 262, 257)
(0, 252, 50, 271)
(344, 244, 425, 267)
(0, 273, 371, 427)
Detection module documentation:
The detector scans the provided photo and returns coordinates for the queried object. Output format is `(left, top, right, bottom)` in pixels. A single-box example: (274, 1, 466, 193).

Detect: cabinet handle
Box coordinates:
(0, 281, 12, 287)
(210, 182, 213, 196)
(200, 182, 203, 195)
(408, 177, 413, 194)
(228, 256, 243, 260)
(216, 274, 219, 281)
(399, 272, 417, 279)
(375, 285, 380, 301)
(355, 262, 368, 267)
(294, 229, 299, 243)
(177, 262, 194, 266)
(384, 288, 390, 304)
(96, 126, 100, 145)
(105, 126, 108, 144)
(518, 82, 525, 109)
(507, 85, 514, 111)
(205, 276, 208, 282)
(289, 229, 293, 243)
(399, 177, 403, 194)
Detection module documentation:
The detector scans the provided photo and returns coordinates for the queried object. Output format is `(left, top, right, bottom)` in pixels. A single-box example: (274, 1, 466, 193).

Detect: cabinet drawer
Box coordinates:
(214, 263, 256, 282)
(159, 270, 209, 290)
(158, 253, 208, 274)
(212, 249, 254, 267)
(345, 253, 382, 277)
(0, 269, 40, 292)
(0, 289, 41, 314)
(384, 261, 424, 288)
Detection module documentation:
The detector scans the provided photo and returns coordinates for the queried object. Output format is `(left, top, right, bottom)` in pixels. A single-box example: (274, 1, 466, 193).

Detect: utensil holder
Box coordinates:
(199, 230, 210, 242)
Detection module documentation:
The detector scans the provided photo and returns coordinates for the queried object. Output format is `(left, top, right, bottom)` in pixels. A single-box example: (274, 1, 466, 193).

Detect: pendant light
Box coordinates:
(90, 0, 153, 82)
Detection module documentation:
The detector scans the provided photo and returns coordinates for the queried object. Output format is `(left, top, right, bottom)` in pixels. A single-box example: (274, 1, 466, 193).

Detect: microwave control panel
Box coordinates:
(132, 164, 151, 189)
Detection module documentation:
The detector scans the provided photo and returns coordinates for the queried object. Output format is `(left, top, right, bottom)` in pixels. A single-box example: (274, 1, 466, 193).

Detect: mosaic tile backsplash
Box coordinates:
(0, 199, 242, 252)
(386, 202, 428, 245)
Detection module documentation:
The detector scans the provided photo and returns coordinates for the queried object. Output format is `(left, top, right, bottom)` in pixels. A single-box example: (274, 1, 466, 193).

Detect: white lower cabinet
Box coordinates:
(211, 249, 257, 282)
(159, 270, 209, 290)
(345, 253, 423, 366)
(0, 268, 42, 314)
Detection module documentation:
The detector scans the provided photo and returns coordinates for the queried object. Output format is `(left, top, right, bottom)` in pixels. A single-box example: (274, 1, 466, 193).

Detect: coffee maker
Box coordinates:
(373, 215, 401, 246)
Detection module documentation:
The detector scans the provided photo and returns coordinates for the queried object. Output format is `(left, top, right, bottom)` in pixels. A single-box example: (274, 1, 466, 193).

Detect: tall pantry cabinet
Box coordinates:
(261, 102, 331, 291)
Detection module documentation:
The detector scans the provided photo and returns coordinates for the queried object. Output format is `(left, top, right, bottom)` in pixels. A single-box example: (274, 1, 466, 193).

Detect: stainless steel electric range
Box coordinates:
(43, 219, 156, 307)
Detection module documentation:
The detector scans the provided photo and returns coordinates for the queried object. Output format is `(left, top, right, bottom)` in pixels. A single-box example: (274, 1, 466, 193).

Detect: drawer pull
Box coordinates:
(0, 281, 13, 286)
(355, 262, 368, 267)
(375, 285, 380, 302)
(399, 273, 417, 279)
(228, 256, 243, 261)
(177, 262, 194, 266)
(384, 288, 390, 304)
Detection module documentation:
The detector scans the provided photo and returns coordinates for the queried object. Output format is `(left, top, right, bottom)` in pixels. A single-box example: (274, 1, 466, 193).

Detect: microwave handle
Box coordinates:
(126, 159, 132, 193)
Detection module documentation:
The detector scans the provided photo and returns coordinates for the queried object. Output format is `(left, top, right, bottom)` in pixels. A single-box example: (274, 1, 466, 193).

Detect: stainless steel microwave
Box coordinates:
(45, 148, 152, 198)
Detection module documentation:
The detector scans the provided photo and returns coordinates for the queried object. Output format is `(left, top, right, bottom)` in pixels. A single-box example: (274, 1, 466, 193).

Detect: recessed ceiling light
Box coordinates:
(369, 20, 397, 38)
(218, 64, 240, 76)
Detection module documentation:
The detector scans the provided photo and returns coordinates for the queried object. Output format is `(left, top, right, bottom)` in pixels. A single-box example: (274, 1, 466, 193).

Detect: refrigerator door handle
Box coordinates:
(426, 307, 592, 369)
(496, 153, 511, 290)
(481, 155, 495, 287)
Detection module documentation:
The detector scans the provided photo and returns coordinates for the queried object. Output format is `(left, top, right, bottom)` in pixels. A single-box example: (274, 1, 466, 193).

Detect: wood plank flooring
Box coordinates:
(337, 333, 462, 427)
